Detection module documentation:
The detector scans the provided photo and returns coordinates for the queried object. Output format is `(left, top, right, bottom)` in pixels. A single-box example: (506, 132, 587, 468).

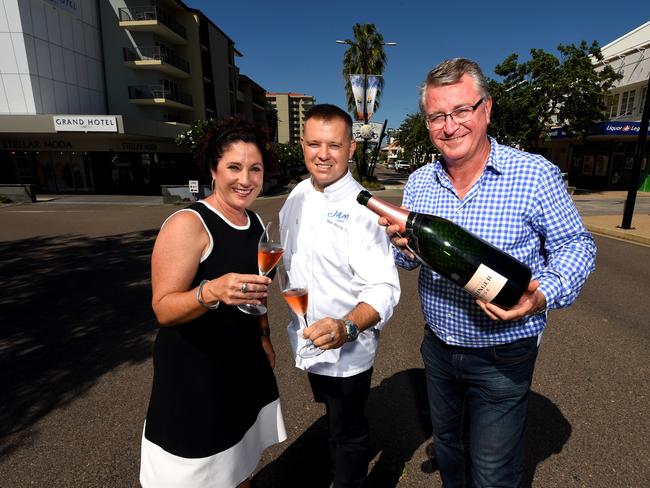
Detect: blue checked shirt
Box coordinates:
(395, 137, 596, 347)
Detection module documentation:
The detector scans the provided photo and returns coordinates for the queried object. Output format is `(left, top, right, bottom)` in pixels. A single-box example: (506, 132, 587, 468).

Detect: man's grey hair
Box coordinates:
(419, 58, 490, 113)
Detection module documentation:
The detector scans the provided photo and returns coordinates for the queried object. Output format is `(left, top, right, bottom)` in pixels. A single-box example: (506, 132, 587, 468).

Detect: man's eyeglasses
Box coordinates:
(425, 98, 485, 130)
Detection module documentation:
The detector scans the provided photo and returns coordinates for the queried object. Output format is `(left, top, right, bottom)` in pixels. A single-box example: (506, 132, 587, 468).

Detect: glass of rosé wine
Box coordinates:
(238, 221, 283, 315)
(276, 264, 323, 359)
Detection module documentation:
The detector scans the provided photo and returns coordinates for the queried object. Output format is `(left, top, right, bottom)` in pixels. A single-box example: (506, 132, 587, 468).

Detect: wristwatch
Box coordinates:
(343, 319, 359, 342)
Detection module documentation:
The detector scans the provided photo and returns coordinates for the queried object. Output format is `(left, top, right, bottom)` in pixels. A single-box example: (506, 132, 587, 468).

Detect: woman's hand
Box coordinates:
(202, 272, 271, 306)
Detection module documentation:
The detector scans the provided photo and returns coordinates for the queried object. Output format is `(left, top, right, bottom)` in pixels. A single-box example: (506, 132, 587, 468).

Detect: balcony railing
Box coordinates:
(118, 5, 186, 40)
(128, 85, 193, 107)
(123, 46, 190, 74)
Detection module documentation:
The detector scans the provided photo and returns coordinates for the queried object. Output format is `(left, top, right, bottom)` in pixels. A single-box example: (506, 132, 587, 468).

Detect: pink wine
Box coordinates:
(282, 288, 308, 316)
(258, 244, 284, 274)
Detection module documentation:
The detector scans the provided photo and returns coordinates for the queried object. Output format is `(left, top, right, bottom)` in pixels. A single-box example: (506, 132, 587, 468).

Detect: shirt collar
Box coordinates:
(309, 170, 355, 201)
(433, 135, 503, 186)
(485, 136, 504, 174)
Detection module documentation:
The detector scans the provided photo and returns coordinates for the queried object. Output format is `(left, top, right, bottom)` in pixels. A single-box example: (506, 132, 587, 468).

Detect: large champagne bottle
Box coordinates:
(357, 190, 532, 309)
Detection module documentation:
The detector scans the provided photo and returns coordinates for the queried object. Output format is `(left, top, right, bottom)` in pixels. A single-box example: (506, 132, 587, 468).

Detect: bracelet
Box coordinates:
(196, 280, 220, 309)
(259, 329, 270, 337)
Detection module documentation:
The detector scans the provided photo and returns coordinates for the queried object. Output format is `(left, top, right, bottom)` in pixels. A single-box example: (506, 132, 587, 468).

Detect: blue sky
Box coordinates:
(189, 0, 648, 129)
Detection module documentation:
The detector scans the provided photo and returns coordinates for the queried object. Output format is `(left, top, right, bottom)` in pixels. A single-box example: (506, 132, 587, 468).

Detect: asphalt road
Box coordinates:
(0, 193, 648, 487)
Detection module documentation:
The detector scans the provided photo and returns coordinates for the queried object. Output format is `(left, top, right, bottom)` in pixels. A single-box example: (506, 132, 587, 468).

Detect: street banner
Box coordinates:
(349, 74, 382, 121)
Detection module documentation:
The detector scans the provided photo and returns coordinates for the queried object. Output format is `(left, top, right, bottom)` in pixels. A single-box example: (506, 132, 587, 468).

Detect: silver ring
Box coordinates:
(241, 282, 249, 293)
(330, 332, 336, 342)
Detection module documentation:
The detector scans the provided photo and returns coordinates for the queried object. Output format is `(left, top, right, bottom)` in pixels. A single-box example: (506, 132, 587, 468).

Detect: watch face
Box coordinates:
(345, 320, 359, 341)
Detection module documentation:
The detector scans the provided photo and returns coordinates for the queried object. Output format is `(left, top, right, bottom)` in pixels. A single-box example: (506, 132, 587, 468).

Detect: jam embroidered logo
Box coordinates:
(327, 210, 349, 222)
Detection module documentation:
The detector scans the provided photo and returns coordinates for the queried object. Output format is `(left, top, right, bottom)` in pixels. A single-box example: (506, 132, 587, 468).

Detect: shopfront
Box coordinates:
(545, 122, 650, 192)
(0, 135, 192, 195)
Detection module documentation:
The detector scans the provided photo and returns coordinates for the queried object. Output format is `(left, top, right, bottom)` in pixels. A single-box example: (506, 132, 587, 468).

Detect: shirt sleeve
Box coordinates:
(348, 208, 401, 329)
(532, 165, 597, 310)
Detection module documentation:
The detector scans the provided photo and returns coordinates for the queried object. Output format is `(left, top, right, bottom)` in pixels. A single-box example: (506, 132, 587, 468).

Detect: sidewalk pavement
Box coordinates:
(573, 191, 650, 247)
(8, 188, 650, 248)
(582, 213, 650, 246)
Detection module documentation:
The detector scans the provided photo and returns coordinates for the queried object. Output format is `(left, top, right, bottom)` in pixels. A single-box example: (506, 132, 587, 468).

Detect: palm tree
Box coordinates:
(341, 24, 388, 120)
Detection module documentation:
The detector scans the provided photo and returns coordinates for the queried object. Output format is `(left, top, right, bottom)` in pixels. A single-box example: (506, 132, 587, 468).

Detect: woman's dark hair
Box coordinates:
(193, 117, 275, 183)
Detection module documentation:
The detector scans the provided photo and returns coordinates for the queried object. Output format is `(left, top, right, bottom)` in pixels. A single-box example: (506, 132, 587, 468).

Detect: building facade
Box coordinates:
(545, 21, 650, 192)
(266, 92, 314, 145)
(380, 136, 403, 166)
(0, 0, 272, 195)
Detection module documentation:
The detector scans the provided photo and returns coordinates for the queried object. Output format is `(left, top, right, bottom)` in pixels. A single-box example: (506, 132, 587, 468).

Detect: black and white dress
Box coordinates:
(140, 200, 286, 487)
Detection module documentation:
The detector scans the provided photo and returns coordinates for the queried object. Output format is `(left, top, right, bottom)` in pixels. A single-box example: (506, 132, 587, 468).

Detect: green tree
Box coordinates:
(271, 143, 304, 176)
(489, 41, 620, 150)
(176, 118, 281, 186)
(340, 23, 388, 116)
(396, 113, 435, 166)
(555, 42, 620, 137)
(176, 118, 218, 180)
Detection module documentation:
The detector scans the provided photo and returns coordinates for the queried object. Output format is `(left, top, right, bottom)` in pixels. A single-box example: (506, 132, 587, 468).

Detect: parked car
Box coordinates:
(394, 160, 411, 173)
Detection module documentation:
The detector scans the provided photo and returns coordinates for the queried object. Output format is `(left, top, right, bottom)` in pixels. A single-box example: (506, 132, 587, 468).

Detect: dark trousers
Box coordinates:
(421, 328, 539, 488)
(308, 368, 373, 488)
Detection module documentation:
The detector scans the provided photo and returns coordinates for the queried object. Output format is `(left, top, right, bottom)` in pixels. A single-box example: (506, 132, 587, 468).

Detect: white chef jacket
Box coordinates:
(279, 171, 401, 377)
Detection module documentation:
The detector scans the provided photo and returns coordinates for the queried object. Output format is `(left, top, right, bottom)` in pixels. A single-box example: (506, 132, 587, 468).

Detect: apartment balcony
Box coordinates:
(123, 47, 190, 78)
(118, 6, 187, 45)
(128, 85, 193, 111)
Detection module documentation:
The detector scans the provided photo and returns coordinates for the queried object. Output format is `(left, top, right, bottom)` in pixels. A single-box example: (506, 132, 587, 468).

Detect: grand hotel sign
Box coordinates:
(53, 115, 118, 133)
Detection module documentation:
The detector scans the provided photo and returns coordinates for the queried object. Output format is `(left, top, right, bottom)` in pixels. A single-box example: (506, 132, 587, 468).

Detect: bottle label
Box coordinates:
(464, 264, 507, 302)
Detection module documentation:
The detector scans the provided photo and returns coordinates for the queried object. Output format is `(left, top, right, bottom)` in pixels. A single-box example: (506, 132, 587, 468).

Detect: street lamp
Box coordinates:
(336, 39, 396, 181)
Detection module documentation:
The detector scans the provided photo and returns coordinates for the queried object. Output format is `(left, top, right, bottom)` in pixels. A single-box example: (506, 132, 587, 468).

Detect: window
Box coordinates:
(619, 90, 635, 116)
(619, 92, 628, 116)
(606, 93, 619, 118)
(625, 90, 635, 115)
(640, 86, 648, 114)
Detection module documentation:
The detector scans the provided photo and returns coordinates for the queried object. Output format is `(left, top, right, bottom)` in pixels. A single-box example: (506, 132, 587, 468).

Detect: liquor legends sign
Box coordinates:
(549, 121, 650, 139)
(594, 121, 650, 135)
(53, 115, 119, 133)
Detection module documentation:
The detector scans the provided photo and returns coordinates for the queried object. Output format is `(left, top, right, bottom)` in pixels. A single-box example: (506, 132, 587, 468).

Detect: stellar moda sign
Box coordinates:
(53, 116, 118, 133)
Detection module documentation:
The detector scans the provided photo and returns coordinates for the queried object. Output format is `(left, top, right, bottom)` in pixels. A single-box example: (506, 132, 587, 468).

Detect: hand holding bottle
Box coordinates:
(477, 279, 547, 321)
(378, 216, 416, 260)
(359, 190, 532, 309)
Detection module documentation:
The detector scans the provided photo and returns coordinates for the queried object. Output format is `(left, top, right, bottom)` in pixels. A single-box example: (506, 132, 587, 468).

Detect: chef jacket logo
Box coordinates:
(327, 210, 349, 222)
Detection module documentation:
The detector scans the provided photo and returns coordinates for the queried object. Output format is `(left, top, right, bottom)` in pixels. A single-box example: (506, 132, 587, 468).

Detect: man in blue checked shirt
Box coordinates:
(382, 58, 596, 488)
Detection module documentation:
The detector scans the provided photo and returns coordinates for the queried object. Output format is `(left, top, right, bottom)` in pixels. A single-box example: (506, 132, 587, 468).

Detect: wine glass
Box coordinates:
(238, 221, 284, 315)
(276, 264, 323, 359)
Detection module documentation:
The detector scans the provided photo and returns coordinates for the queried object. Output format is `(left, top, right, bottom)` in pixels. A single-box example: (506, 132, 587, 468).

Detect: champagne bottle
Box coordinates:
(357, 190, 532, 309)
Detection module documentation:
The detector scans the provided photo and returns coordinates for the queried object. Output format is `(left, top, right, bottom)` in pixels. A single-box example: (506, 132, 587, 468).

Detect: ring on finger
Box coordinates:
(330, 332, 336, 342)
(241, 282, 249, 293)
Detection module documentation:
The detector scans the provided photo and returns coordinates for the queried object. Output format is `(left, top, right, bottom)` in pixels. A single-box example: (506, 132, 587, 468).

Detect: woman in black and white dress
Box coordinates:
(140, 119, 286, 487)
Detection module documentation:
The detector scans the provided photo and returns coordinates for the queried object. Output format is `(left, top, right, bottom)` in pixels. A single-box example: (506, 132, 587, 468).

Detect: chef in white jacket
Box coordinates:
(279, 104, 400, 488)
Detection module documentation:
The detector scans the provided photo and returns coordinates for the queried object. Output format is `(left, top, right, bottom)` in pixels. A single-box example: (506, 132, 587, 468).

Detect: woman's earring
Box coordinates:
(211, 178, 216, 192)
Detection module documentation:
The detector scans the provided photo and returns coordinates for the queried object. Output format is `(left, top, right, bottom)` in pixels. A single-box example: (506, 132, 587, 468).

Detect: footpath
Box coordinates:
(5, 186, 650, 247)
(572, 191, 650, 247)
